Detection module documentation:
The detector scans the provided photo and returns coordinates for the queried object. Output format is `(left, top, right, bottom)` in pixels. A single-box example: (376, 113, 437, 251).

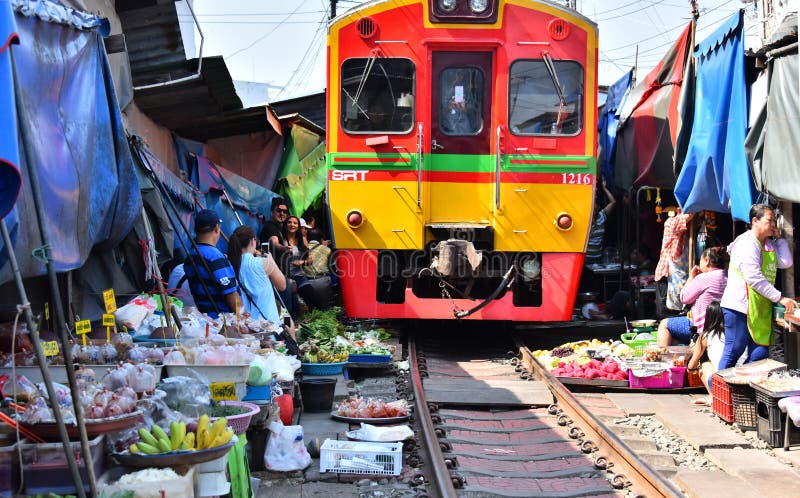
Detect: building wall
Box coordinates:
(62, 0, 179, 172)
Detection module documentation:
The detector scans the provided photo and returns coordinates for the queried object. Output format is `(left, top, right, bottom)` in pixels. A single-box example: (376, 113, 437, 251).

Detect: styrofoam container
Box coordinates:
(0, 365, 163, 385)
(196, 454, 228, 473)
(196, 470, 230, 497)
(98, 465, 196, 498)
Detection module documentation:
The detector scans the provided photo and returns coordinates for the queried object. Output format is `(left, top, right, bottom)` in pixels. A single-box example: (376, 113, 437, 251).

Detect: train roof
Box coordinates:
(330, 0, 598, 32)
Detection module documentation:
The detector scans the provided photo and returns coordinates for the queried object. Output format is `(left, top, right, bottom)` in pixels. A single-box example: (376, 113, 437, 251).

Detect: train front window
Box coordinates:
(508, 60, 583, 136)
(340, 58, 415, 134)
(439, 67, 484, 135)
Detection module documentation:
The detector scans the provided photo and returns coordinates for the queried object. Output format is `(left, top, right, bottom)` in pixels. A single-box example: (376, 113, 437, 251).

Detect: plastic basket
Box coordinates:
(754, 385, 800, 448)
(301, 362, 347, 376)
(730, 383, 757, 431)
(620, 332, 656, 357)
(628, 366, 685, 389)
(320, 439, 402, 476)
(347, 354, 392, 364)
(187, 401, 260, 435)
(712, 373, 734, 423)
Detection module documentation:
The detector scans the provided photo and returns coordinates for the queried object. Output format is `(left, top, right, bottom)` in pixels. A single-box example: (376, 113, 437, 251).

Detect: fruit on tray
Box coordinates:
(551, 358, 628, 381)
(128, 417, 233, 454)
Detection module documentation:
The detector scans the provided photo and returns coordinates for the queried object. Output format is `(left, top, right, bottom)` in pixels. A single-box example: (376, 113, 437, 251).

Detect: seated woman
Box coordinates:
(227, 226, 287, 325)
(657, 246, 728, 347)
(686, 301, 726, 402)
(283, 216, 322, 313)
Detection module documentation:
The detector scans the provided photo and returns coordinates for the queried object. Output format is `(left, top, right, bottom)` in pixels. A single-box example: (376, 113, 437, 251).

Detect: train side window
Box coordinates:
(508, 60, 583, 136)
(340, 58, 415, 134)
(439, 67, 484, 136)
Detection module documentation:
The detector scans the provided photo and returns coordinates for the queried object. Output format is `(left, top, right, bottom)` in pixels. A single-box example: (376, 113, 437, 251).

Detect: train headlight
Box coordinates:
(469, 0, 488, 13)
(439, 0, 457, 12)
(346, 210, 364, 228)
(555, 212, 573, 231)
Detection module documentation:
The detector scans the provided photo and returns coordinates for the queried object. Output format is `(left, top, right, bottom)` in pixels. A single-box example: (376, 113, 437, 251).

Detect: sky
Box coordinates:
(188, 0, 762, 103)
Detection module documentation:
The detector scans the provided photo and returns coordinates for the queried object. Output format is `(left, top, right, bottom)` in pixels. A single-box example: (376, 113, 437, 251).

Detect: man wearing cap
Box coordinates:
(184, 209, 242, 317)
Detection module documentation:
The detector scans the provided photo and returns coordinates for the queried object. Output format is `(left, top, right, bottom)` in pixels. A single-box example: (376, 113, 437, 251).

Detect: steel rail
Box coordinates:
(408, 334, 457, 498)
(518, 345, 684, 498)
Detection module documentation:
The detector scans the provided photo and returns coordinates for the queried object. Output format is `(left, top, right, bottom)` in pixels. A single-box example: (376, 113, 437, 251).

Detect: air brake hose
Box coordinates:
(454, 266, 516, 319)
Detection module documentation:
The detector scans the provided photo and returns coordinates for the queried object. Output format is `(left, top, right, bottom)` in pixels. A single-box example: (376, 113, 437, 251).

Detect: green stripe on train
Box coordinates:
(328, 153, 596, 173)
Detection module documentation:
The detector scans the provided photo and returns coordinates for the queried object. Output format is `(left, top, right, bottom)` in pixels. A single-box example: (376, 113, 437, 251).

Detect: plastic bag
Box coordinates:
(263, 353, 301, 382)
(264, 421, 311, 471)
(247, 356, 272, 386)
(114, 300, 152, 331)
(346, 423, 414, 442)
(156, 376, 211, 418)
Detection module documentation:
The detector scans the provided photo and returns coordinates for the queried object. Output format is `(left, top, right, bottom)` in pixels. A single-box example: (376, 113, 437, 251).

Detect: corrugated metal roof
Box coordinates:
(270, 92, 326, 131)
(117, 1, 188, 87)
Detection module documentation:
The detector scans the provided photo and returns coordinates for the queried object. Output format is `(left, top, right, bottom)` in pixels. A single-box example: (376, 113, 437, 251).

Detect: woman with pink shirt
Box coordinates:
(719, 204, 797, 368)
(657, 246, 729, 346)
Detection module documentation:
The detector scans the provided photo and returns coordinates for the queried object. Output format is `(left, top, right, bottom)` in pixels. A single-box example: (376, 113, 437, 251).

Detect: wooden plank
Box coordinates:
(424, 388, 553, 406)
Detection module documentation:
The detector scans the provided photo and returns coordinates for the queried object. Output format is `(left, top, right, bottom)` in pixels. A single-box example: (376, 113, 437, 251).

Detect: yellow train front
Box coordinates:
(327, 0, 598, 320)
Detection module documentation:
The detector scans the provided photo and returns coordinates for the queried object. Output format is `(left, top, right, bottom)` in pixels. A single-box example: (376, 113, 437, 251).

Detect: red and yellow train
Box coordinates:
(326, 0, 598, 320)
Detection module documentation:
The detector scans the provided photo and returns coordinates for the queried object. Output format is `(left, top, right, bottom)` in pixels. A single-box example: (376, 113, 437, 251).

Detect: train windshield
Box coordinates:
(340, 58, 415, 134)
(508, 60, 583, 136)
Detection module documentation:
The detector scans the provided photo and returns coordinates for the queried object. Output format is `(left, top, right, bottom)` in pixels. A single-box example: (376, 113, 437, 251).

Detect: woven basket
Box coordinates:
(188, 401, 260, 435)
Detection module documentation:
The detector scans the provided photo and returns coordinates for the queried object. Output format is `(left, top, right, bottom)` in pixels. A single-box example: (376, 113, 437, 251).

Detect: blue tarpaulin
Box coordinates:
(0, 0, 20, 221)
(0, 1, 141, 282)
(598, 70, 633, 184)
(674, 11, 755, 221)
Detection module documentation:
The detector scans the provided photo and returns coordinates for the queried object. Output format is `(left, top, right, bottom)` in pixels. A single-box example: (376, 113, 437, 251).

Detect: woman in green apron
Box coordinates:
(719, 204, 796, 369)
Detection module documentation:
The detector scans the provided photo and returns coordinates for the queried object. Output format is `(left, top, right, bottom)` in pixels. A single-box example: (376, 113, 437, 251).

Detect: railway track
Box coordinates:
(408, 333, 684, 498)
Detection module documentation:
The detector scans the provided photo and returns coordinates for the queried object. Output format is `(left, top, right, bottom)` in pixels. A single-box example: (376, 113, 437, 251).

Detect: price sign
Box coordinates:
(75, 320, 92, 335)
(209, 382, 237, 401)
(102, 314, 115, 327)
(42, 341, 59, 357)
(103, 288, 117, 313)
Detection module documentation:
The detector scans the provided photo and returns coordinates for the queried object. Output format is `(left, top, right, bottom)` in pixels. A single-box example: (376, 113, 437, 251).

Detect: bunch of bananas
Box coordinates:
(129, 417, 234, 454)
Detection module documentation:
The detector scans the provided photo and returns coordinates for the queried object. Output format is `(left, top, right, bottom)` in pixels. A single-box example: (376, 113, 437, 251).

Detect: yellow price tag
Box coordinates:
(209, 382, 237, 401)
(42, 341, 59, 357)
(103, 288, 117, 313)
(75, 320, 92, 335)
(44, 302, 49, 321)
(102, 314, 115, 327)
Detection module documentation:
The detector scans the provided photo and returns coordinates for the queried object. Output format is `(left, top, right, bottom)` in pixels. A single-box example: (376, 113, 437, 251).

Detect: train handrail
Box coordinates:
(416, 122, 423, 208)
(495, 125, 502, 210)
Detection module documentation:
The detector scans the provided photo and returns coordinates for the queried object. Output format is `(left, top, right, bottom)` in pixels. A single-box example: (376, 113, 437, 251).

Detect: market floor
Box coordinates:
(256, 481, 359, 497)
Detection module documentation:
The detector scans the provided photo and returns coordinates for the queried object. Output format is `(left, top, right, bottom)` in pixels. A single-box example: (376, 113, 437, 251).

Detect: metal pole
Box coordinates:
(0, 220, 86, 498)
(10, 49, 97, 497)
(140, 206, 172, 332)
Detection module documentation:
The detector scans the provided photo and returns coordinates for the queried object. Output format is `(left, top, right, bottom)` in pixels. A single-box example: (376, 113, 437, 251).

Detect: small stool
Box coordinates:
(778, 396, 800, 450)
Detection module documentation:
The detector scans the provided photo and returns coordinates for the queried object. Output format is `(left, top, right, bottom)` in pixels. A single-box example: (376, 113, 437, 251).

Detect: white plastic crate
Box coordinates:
(320, 439, 402, 476)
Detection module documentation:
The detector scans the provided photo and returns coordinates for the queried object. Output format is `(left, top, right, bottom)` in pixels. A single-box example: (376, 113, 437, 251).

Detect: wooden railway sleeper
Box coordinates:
(451, 474, 466, 489)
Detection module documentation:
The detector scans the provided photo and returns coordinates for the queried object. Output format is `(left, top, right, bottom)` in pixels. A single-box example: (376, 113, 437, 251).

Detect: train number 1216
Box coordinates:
(561, 173, 593, 185)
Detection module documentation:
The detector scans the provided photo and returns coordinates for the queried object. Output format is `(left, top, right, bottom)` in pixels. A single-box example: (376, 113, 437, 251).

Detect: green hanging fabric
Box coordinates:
(228, 432, 253, 498)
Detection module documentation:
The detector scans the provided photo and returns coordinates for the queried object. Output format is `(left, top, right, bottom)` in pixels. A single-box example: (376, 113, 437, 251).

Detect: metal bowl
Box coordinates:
(112, 439, 235, 468)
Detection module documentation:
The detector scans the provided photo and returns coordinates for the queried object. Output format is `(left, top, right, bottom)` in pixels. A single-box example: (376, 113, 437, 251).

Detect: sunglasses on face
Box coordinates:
(275, 208, 288, 214)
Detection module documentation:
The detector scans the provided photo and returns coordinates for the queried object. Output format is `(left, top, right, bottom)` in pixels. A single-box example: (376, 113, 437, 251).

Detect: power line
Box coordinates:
(224, 2, 308, 60)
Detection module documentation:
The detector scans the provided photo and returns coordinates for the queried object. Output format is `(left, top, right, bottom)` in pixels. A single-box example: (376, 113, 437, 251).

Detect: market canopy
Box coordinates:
(747, 14, 800, 203)
(0, 0, 20, 221)
(674, 11, 755, 221)
(614, 23, 692, 190)
(598, 69, 632, 184)
(274, 125, 326, 216)
(0, 1, 140, 283)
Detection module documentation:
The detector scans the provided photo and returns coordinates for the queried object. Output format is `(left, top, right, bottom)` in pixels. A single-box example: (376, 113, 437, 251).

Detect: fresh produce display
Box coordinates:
(550, 358, 628, 381)
(336, 396, 409, 418)
(128, 416, 233, 454)
(299, 339, 349, 363)
(297, 308, 395, 362)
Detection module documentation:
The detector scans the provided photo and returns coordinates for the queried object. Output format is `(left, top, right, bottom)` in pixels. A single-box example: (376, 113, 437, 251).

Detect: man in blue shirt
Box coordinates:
(184, 209, 241, 317)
